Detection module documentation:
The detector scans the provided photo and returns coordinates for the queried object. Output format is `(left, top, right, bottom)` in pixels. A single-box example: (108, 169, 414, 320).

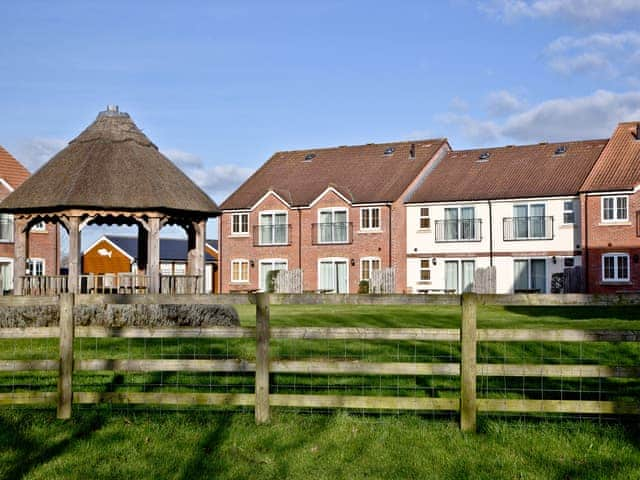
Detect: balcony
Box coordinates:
(312, 222, 353, 245)
(434, 219, 482, 242)
(252, 224, 291, 246)
(503, 216, 553, 241)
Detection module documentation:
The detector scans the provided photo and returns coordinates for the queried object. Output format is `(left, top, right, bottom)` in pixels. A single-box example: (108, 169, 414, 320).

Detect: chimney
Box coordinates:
(409, 143, 416, 159)
(107, 105, 119, 113)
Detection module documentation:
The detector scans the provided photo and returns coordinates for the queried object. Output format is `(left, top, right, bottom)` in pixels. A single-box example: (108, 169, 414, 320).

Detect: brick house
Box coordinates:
(580, 122, 640, 293)
(405, 140, 606, 294)
(219, 140, 449, 293)
(0, 145, 60, 293)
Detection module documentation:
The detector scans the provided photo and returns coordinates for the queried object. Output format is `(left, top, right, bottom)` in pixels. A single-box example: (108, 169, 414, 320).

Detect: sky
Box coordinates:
(2, 0, 640, 248)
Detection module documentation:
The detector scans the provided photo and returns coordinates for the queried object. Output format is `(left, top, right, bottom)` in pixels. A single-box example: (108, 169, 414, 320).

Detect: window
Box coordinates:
(442, 207, 476, 241)
(602, 254, 629, 282)
(511, 203, 548, 239)
(174, 263, 186, 275)
(360, 207, 380, 230)
(602, 196, 628, 222)
(259, 259, 287, 291)
(513, 259, 546, 293)
(419, 259, 431, 281)
(564, 257, 575, 268)
(563, 201, 575, 225)
(160, 263, 173, 275)
(259, 212, 288, 245)
(231, 213, 249, 235)
(318, 259, 349, 293)
(0, 214, 13, 242)
(360, 257, 381, 281)
(419, 208, 430, 229)
(231, 260, 249, 283)
(318, 208, 348, 244)
(31, 221, 46, 232)
(26, 259, 44, 276)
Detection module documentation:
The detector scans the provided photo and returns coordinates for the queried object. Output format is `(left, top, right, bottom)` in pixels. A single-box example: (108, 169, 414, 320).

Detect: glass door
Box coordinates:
(531, 259, 546, 293)
(445, 261, 459, 293)
(319, 260, 348, 293)
(461, 260, 475, 293)
(514, 260, 529, 292)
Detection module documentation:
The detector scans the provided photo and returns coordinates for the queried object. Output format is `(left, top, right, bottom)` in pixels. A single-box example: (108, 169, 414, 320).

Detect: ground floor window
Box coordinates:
(513, 258, 546, 293)
(0, 260, 12, 293)
(360, 257, 381, 281)
(26, 258, 44, 276)
(602, 253, 629, 282)
(419, 259, 431, 281)
(318, 258, 348, 293)
(444, 260, 475, 293)
(259, 259, 287, 291)
(231, 259, 249, 283)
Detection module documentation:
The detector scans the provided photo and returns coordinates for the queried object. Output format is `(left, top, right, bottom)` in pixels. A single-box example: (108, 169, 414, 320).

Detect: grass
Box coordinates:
(1, 408, 640, 480)
(2, 303, 640, 478)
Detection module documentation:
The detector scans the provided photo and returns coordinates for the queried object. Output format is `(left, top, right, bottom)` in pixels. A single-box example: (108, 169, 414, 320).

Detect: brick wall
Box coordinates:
(583, 191, 640, 293)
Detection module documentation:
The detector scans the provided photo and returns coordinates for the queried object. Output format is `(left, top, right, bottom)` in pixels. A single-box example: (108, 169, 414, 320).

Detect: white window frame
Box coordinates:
(231, 213, 249, 236)
(0, 214, 13, 243)
(317, 257, 349, 294)
(562, 200, 576, 225)
(160, 263, 173, 275)
(258, 258, 288, 291)
(601, 196, 628, 223)
(419, 207, 431, 230)
(259, 210, 288, 245)
(602, 253, 630, 282)
(317, 207, 349, 244)
(26, 258, 45, 276)
(419, 258, 431, 282)
(513, 257, 547, 293)
(360, 207, 381, 231)
(230, 259, 250, 283)
(360, 257, 381, 281)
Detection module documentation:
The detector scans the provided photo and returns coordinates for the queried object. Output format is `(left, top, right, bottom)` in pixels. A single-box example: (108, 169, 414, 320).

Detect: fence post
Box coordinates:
(57, 293, 74, 419)
(255, 292, 271, 424)
(460, 292, 477, 432)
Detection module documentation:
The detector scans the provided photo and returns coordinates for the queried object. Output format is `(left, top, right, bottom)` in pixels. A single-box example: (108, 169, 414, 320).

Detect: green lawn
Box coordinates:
(1, 409, 639, 480)
(2, 304, 640, 479)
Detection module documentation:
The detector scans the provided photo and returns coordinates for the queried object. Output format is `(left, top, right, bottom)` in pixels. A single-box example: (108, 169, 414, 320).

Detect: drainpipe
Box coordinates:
(388, 205, 393, 268)
(584, 195, 589, 293)
(298, 209, 302, 270)
(218, 217, 222, 293)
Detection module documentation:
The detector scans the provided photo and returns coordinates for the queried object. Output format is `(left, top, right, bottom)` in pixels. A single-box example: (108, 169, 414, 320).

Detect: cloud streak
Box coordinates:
(482, 0, 640, 22)
(13, 137, 66, 172)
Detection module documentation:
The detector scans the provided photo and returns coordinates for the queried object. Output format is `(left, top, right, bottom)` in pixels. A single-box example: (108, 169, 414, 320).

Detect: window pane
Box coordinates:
(241, 214, 248, 232)
(444, 208, 458, 240)
(372, 259, 380, 270)
(241, 262, 248, 281)
(514, 260, 529, 291)
(531, 259, 546, 293)
(530, 205, 546, 238)
(420, 208, 430, 229)
(513, 205, 528, 238)
(361, 261, 370, 280)
(603, 198, 614, 220)
(372, 208, 380, 228)
(603, 256, 615, 279)
(563, 212, 575, 224)
(618, 256, 629, 279)
(617, 197, 627, 220)
(361, 209, 370, 229)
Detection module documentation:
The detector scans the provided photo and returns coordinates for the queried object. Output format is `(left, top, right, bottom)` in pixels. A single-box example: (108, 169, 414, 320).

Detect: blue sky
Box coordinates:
(2, 0, 640, 247)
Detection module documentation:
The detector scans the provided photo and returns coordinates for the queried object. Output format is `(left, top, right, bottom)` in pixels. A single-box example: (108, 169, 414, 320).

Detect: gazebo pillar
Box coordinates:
(13, 218, 28, 295)
(67, 216, 81, 294)
(187, 219, 206, 293)
(147, 217, 161, 293)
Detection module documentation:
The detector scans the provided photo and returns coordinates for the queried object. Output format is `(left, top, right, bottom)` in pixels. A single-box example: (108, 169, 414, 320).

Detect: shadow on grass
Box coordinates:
(0, 410, 106, 480)
(178, 413, 233, 479)
(502, 305, 639, 322)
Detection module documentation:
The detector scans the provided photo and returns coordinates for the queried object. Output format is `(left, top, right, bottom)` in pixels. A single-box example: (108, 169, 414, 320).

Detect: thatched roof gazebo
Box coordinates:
(0, 106, 220, 294)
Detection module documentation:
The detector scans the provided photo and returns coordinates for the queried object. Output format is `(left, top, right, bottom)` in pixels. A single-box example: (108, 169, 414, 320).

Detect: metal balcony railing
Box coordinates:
(312, 222, 353, 245)
(434, 219, 482, 242)
(252, 224, 291, 246)
(503, 216, 553, 241)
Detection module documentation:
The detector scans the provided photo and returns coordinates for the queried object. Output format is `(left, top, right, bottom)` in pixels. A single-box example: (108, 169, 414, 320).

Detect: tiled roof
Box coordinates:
(407, 139, 607, 203)
(220, 139, 449, 209)
(105, 236, 217, 262)
(0, 145, 30, 189)
(581, 122, 640, 192)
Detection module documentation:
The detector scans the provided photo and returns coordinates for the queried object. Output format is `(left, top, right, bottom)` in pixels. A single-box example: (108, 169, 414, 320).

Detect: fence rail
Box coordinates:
(0, 293, 639, 431)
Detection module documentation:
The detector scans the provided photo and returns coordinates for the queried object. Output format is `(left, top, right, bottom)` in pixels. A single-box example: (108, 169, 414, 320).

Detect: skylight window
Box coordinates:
(554, 145, 567, 155)
(477, 152, 490, 162)
(304, 153, 316, 161)
(384, 147, 395, 155)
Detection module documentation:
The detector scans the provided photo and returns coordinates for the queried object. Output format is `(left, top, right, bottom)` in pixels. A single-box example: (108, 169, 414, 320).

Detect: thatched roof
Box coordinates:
(0, 107, 220, 216)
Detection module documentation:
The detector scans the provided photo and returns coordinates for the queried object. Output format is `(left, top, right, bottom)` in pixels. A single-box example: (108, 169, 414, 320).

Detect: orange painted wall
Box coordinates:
(82, 239, 132, 274)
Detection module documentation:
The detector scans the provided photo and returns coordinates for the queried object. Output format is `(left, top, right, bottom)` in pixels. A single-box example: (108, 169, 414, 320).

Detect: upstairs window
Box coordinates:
(419, 208, 430, 229)
(231, 213, 249, 235)
(259, 212, 288, 245)
(602, 196, 628, 222)
(360, 207, 380, 230)
(563, 201, 575, 225)
(0, 214, 13, 242)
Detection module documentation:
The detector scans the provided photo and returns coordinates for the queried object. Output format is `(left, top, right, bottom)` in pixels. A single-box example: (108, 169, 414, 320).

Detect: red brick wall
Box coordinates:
(583, 191, 640, 293)
(220, 190, 393, 293)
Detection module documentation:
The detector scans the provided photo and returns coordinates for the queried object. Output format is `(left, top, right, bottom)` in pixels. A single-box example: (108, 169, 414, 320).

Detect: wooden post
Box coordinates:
(57, 293, 74, 419)
(460, 292, 477, 432)
(67, 216, 81, 294)
(255, 292, 270, 424)
(147, 217, 160, 294)
(13, 218, 28, 295)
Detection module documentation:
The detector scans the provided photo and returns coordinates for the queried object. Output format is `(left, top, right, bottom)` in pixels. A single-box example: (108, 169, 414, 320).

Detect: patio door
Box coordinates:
(445, 261, 458, 293)
(319, 260, 348, 293)
(461, 260, 475, 293)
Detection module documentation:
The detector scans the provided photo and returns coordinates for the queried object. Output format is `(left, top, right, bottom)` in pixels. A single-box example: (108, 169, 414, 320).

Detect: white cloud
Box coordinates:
(481, 0, 640, 22)
(486, 90, 527, 117)
(163, 149, 254, 203)
(13, 137, 66, 172)
(544, 31, 640, 77)
(438, 89, 640, 146)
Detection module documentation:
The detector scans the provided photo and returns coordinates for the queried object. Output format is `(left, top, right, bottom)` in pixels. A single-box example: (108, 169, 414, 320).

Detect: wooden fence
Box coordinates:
(0, 293, 639, 432)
